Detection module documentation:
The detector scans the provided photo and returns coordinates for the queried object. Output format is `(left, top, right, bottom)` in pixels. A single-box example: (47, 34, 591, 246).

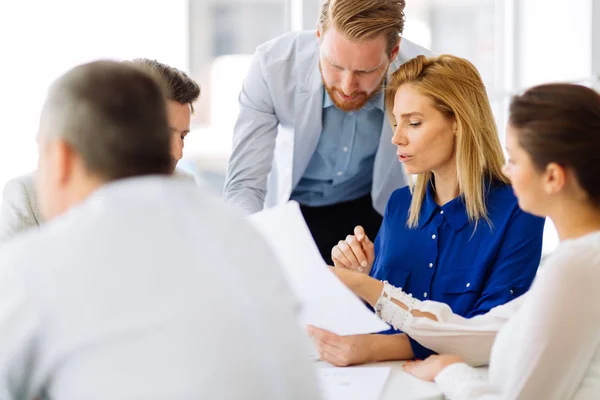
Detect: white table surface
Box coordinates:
(315, 360, 444, 400)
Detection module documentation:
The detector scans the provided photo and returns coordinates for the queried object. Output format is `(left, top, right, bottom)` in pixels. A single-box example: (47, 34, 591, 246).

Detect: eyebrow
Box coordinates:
(324, 53, 382, 73)
(401, 112, 424, 118)
(392, 112, 424, 120)
(170, 127, 190, 134)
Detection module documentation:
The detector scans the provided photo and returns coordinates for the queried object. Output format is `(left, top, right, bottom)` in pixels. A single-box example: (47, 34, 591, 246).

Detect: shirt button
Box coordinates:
(343, 146, 349, 152)
(348, 112, 354, 116)
(466, 283, 471, 288)
(510, 289, 514, 295)
(428, 263, 433, 268)
(337, 171, 343, 176)
(440, 210, 444, 215)
(431, 234, 436, 240)
(423, 292, 428, 298)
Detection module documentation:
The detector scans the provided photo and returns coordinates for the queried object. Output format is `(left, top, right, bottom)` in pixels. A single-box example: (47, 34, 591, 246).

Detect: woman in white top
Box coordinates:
(329, 83, 600, 399)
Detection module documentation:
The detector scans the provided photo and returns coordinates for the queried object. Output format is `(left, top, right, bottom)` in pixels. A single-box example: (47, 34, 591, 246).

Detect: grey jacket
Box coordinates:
(224, 30, 431, 215)
(0, 173, 41, 243)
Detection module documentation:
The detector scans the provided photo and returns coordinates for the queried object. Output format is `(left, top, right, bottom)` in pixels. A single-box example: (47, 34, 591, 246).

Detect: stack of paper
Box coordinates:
(248, 201, 389, 335)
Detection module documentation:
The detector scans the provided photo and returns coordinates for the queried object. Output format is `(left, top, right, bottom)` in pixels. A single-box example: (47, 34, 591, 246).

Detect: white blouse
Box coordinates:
(375, 231, 600, 400)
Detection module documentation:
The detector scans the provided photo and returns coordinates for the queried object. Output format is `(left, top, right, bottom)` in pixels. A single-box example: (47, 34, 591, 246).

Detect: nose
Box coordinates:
(171, 135, 183, 161)
(391, 124, 408, 147)
(340, 72, 358, 96)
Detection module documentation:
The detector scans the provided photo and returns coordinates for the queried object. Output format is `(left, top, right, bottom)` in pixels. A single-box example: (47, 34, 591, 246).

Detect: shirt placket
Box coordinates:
(332, 111, 357, 186)
(424, 211, 443, 300)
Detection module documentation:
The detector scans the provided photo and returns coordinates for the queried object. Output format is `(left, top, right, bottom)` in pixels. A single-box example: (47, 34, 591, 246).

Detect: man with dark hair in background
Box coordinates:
(0, 58, 201, 242)
(129, 58, 200, 171)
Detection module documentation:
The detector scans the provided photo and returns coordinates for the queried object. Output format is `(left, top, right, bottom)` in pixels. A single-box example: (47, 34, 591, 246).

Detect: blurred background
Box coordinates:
(1, 0, 599, 254)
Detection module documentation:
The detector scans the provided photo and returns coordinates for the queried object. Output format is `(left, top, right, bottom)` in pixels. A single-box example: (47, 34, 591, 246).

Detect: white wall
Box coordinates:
(517, 0, 593, 88)
(0, 0, 189, 190)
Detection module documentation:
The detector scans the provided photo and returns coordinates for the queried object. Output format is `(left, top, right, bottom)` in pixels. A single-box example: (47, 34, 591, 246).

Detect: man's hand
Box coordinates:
(307, 325, 375, 367)
(402, 354, 465, 382)
(331, 225, 375, 274)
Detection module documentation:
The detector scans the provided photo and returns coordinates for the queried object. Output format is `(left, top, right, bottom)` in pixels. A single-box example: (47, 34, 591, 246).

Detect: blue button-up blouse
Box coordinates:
(370, 181, 545, 358)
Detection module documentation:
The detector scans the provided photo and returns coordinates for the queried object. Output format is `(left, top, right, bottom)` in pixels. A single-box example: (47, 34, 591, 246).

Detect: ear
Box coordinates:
(452, 118, 458, 136)
(51, 140, 77, 187)
(316, 29, 322, 42)
(389, 37, 401, 64)
(543, 162, 566, 195)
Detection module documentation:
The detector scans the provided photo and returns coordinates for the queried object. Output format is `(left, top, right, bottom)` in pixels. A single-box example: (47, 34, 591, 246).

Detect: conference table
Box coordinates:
(316, 360, 489, 400)
(316, 360, 443, 400)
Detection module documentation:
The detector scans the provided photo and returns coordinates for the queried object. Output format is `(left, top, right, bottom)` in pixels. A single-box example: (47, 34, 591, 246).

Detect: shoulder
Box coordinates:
(390, 37, 433, 73)
(483, 181, 519, 212)
(384, 186, 412, 217)
(483, 181, 545, 235)
(0, 172, 42, 238)
(551, 233, 600, 270)
(536, 232, 600, 299)
(388, 186, 412, 202)
(486, 181, 544, 222)
(2, 172, 36, 202)
(255, 30, 317, 66)
(0, 219, 51, 279)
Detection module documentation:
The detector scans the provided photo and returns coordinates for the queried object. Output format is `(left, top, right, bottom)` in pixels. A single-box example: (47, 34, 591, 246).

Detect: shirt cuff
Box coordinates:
(434, 362, 486, 399)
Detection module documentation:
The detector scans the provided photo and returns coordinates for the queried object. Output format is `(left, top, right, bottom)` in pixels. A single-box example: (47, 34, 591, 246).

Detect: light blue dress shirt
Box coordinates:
(290, 88, 384, 206)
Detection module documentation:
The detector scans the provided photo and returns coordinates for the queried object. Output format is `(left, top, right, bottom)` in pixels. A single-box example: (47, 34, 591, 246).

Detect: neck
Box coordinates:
(549, 200, 600, 241)
(61, 174, 105, 216)
(431, 165, 459, 206)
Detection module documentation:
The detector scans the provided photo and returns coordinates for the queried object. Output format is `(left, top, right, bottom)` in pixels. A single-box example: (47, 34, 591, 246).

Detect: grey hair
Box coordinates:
(40, 60, 173, 180)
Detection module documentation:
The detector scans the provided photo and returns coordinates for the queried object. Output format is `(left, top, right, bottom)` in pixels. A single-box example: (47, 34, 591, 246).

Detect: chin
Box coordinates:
(403, 166, 423, 175)
(517, 199, 543, 217)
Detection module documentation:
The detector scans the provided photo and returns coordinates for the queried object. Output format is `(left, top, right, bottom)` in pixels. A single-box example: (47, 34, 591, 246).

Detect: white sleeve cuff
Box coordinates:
(435, 362, 487, 400)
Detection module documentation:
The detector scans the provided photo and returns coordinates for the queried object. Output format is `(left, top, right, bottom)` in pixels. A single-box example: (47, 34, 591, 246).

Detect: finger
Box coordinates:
(357, 227, 374, 248)
(364, 239, 375, 266)
(345, 235, 368, 270)
(331, 245, 352, 269)
(402, 360, 420, 373)
(402, 360, 432, 381)
(307, 325, 327, 339)
(307, 326, 340, 346)
(306, 324, 319, 337)
(338, 240, 360, 268)
(314, 337, 353, 366)
(318, 346, 350, 367)
(354, 225, 366, 241)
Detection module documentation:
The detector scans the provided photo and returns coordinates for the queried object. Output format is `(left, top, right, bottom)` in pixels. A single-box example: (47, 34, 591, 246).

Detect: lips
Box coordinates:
(337, 91, 357, 101)
(397, 152, 412, 162)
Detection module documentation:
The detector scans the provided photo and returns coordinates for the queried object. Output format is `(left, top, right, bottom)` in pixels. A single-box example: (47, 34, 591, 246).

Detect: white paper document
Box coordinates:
(317, 367, 391, 400)
(248, 201, 389, 335)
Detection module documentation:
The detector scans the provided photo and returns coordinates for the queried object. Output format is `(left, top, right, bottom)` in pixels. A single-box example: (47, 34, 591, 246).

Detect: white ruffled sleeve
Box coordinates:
(374, 281, 521, 366)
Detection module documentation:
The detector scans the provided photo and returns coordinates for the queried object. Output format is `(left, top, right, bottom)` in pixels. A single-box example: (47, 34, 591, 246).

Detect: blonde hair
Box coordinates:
(385, 55, 508, 228)
(317, 0, 405, 56)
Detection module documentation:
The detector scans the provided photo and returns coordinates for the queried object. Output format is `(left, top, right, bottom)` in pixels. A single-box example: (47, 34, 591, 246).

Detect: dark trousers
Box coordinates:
(299, 194, 383, 265)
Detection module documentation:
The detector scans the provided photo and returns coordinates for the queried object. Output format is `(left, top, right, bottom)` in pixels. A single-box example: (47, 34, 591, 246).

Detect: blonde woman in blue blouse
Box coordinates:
(308, 55, 545, 367)
(333, 83, 600, 399)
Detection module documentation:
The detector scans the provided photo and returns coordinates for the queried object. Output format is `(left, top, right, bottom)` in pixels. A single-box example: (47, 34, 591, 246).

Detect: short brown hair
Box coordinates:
(130, 58, 201, 112)
(509, 83, 600, 207)
(317, 0, 405, 56)
(41, 60, 173, 181)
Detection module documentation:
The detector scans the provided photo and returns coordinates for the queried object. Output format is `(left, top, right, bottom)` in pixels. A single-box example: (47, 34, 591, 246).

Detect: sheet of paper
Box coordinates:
(248, 201, 389, 335)
(317, 367, 391, 400)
